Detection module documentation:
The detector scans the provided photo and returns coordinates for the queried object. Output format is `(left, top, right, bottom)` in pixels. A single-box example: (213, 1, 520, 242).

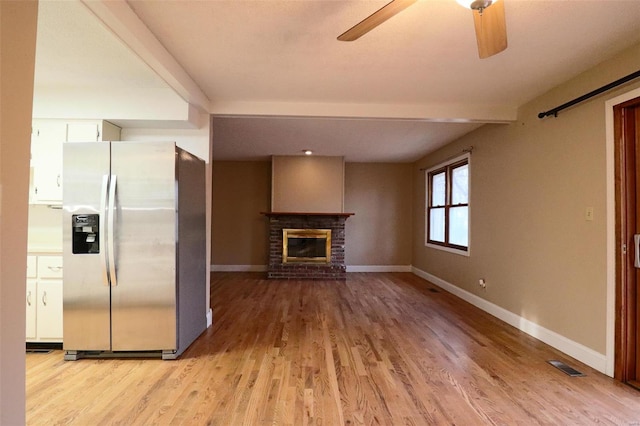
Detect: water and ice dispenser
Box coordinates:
(72, 214, 100, 254)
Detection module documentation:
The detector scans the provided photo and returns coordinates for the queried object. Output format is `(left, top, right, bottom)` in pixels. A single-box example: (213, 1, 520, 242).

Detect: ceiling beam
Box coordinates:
(80, 0, 517, 124)
(210, 101, 517, 123)
(81, 0, 211, 114)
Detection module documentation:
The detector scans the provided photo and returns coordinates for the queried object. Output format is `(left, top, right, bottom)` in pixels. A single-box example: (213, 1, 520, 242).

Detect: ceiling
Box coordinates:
(34, 0, 640, 162)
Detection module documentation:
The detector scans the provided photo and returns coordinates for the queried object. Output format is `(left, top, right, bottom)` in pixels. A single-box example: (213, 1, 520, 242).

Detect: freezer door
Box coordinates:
(110, 141, 177, 351)
(63, 142, 111, 351)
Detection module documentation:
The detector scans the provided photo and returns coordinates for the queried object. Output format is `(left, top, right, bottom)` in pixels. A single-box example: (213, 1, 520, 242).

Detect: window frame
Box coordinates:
(425, 153, 470, 256)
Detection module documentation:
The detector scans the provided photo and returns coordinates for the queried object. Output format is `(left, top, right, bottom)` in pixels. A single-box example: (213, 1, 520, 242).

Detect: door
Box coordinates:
(62, 141, 111, 351)
(614, 98, 640, 387)
(110, 141, 177, 351)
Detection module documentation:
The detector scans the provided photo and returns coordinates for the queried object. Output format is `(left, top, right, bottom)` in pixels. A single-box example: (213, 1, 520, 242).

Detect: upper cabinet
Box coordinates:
(66, 121, 121, 142)
(30, 120, 121, 205)
(31, 122, 67, 205)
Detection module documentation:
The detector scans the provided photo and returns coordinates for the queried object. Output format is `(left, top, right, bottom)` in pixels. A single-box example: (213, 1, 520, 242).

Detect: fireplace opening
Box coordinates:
(283, 229, 331, 263)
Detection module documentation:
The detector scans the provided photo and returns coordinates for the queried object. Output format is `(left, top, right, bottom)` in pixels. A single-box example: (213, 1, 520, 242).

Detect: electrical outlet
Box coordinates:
(479, 279, 486, 289)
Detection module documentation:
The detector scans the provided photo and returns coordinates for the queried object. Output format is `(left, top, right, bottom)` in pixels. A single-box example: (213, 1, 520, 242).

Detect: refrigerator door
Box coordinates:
(63, 142, 112, 351)
(110, 141, 177, 351)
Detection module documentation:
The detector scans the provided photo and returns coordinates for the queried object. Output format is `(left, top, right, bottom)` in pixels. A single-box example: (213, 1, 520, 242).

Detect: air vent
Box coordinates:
(547, 360, 585, 377)
(26, 349, 53, 354)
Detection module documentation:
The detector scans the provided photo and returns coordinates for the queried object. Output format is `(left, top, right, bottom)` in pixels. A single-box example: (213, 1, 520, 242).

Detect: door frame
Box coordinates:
(606, 87, 640, 377)
(613, 97, 640, 383)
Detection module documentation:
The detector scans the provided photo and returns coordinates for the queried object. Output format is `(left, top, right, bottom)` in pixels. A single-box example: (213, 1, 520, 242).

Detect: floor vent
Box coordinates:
(26, 349, 53, 354)
(547, 360, 585, 377)
(428, 288, 440, 293)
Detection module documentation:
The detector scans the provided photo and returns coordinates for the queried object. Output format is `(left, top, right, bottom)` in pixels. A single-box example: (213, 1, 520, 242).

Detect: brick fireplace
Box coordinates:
(262, 212, 354, 280)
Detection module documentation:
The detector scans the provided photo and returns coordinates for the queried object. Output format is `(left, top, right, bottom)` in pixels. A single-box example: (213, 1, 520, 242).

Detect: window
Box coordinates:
(426, 155, 469, 255)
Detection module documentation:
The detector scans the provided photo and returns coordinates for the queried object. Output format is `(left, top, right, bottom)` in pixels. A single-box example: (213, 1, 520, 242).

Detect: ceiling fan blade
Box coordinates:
(473, 0, 507, 59)
(338, 0, 418, 41)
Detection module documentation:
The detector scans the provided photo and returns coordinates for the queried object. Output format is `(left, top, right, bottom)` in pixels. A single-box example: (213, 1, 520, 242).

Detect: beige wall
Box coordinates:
(211, 161, 271, 266)
(345, 163, 412, 266)
(272, 155, 344, 213)
(211, 161, 413, 268)
(0, 1, 38, 423)
(413, 42, 640, 355)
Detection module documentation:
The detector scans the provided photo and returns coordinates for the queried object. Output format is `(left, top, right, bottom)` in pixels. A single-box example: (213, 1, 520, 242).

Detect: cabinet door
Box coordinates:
(32, 122, 66, 204)
(37, 280, 63, 340)
(37, 255, 63, 279)
(67, 123, 99, 142)
(26, 255, 37, 278)
(26, 280, 37, 340)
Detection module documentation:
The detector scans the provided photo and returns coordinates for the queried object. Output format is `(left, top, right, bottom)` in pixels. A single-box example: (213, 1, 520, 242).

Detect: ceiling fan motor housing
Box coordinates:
(469, 0, 493, 12)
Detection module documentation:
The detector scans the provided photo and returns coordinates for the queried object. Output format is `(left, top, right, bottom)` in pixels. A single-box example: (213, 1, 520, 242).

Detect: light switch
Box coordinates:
(585, 207, 594, 221)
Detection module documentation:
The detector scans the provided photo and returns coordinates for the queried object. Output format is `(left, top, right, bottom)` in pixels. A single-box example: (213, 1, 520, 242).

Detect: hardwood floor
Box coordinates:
(27, 272, 640, 425)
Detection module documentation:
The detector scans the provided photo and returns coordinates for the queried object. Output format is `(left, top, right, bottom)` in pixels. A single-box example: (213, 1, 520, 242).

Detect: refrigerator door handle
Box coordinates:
(108, 175, 118, 287)
(100, 174, 110, 286)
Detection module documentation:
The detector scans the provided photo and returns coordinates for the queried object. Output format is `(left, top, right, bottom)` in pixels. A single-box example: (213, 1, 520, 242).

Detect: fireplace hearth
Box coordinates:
(262, 212, 354, 280)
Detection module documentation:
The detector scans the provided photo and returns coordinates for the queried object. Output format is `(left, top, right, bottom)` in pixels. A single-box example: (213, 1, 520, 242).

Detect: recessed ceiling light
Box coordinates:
(303, 150, 313, 155)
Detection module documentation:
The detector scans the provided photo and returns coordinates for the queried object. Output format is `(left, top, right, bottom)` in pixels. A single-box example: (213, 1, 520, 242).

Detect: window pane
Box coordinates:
(431, 172, 446, 206)
(451, 164, 468, 205)
(449, 206, 468, 247)
(429, 208, 445, 242)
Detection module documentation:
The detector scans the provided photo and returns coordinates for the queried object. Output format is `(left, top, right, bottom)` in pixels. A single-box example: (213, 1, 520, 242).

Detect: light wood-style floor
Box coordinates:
(27, 272, 640, 425)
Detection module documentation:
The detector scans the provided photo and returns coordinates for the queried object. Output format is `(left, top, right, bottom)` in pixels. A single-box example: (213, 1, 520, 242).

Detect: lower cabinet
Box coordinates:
(26, 254, 63, 343)
(25, 280, 37, 340)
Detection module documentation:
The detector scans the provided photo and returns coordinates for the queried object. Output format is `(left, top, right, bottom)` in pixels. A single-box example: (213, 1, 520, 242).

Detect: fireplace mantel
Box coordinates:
(261, 212, 354, 218)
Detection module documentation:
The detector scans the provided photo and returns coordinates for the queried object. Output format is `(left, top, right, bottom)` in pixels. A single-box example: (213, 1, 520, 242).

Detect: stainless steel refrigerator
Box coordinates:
(62, 141, 206, 360)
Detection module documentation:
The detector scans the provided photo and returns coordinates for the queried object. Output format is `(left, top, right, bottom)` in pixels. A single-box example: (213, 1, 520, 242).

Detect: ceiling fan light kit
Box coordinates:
(456, 0, 494, 12)
(338, 0, 507, 59)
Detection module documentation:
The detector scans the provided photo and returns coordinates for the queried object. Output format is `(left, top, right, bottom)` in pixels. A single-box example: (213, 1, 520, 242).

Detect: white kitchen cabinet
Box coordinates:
(25, 255, 38, 340)
(67, 120, 121, 142)
(26, 255, 37, 278)
(31, 121, 66, 204)
(35, 280, 63, 340)
(30, 119, 121, 205)
(26, 280, 37, 340)
(26, 254, 63, 343)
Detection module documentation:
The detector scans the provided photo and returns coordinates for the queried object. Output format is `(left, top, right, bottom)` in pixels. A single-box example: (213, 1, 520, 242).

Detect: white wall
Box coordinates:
(0, 2, 38, 423)
(122, 126, 210, 163)
(33, 87, 199, 127)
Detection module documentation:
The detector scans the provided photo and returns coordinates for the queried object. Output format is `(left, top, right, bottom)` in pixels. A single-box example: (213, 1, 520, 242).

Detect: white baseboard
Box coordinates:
(347, 265, 413, 272)
(211, 264, 267, 272)
(412, 267, 608, 374)
(206, 308, 213, 328)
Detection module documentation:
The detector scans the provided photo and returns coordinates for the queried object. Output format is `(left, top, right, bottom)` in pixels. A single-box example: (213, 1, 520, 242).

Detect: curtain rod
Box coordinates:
(419, 146, 473, 171)
(538, 69, 640, 119)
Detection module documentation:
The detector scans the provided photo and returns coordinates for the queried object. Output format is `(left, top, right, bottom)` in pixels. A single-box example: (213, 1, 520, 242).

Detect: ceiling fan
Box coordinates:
(337, 0, 507, 59)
